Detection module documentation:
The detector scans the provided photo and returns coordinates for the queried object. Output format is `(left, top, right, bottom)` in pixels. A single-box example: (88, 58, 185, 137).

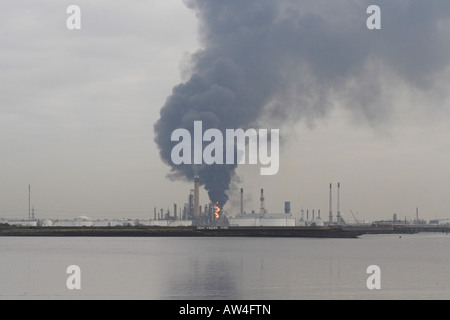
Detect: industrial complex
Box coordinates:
(1, 180, 449, 232)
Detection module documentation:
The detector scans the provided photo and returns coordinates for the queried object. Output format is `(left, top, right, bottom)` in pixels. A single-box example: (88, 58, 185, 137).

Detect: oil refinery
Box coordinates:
(2, 180, 449, 234)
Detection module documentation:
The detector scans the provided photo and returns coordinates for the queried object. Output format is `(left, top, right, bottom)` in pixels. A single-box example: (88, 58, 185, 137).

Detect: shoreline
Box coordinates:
(0, 225, 362, 238)
(0, 225, 447, 238)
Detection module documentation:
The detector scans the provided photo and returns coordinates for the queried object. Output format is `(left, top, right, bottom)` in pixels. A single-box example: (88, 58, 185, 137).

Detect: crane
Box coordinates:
(349, 209, 359, 225)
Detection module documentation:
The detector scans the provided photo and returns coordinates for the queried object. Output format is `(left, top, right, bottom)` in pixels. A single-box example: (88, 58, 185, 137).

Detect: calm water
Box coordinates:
(0, 233, 449, 300)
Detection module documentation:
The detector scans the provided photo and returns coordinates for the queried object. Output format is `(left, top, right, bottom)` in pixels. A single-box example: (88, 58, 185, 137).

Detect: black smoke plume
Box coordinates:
(154, 0, 450, 208)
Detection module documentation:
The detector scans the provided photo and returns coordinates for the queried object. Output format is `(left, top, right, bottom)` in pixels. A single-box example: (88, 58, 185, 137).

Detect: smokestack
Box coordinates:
(174, 204, 177, 219)
(260, 188, 265, 214)
(189, 190, 194, 217)
(240, 188, 244, 214)
(337, 182, 341, 224)
(329, 183, 333, 224)
(194, 175, 200, 218)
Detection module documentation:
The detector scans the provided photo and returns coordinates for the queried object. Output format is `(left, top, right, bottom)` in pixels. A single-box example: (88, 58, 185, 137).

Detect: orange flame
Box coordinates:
(214, 203, 220, 219)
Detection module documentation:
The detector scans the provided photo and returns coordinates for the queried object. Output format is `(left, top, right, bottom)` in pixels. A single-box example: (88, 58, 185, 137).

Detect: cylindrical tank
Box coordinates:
(284, 201, 291, 214)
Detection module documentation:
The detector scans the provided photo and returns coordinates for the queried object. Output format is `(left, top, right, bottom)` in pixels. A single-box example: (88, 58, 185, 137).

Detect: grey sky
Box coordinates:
(1, 1, 450, 222)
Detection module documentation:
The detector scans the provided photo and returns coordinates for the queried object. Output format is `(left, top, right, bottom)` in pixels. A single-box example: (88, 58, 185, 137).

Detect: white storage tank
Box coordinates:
(308, 218, 324, 227)
(40, 219, 53, 227)
(74, 216, 93, 227)
(6, 220, 38, 227)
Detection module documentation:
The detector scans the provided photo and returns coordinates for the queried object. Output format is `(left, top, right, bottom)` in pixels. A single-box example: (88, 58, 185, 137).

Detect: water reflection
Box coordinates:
(0, 235, 449, 299)
(166, 256, 240, 299)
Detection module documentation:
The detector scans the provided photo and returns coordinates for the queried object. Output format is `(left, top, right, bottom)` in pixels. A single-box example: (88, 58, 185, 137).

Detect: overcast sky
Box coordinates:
(1, 1, 450, 222)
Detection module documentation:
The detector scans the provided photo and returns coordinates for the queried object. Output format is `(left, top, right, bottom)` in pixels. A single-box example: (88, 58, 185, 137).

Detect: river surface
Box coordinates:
(0, 233, 449, 299)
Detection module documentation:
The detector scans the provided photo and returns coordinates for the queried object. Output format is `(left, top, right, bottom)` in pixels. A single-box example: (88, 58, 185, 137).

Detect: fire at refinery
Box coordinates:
(214, 203, 221, 220)
(167, 176, 229, 227)
(151, 176, 347, 229)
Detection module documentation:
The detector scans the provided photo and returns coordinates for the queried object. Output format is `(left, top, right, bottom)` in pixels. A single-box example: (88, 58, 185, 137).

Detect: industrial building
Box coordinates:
(228, 188, 325, 227)
(53, 216, 93, 227)
(429, 219, 450, 226)
(3, 219, 37, 227)
(229, 214, 296, 227)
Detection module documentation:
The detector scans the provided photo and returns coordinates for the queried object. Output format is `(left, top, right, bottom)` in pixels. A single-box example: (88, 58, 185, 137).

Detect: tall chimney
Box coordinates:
(194, 175, 200, 218)
(260, 188, 265, 214)
(337, 182, 341, 224)
(174, 204, 177, 219)
(240, 188, 244, 214)
(329, 183, 333, 224)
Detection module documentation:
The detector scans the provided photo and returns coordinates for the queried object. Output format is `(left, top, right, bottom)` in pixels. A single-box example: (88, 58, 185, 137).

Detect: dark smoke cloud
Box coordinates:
(154, 0, 450, 207)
